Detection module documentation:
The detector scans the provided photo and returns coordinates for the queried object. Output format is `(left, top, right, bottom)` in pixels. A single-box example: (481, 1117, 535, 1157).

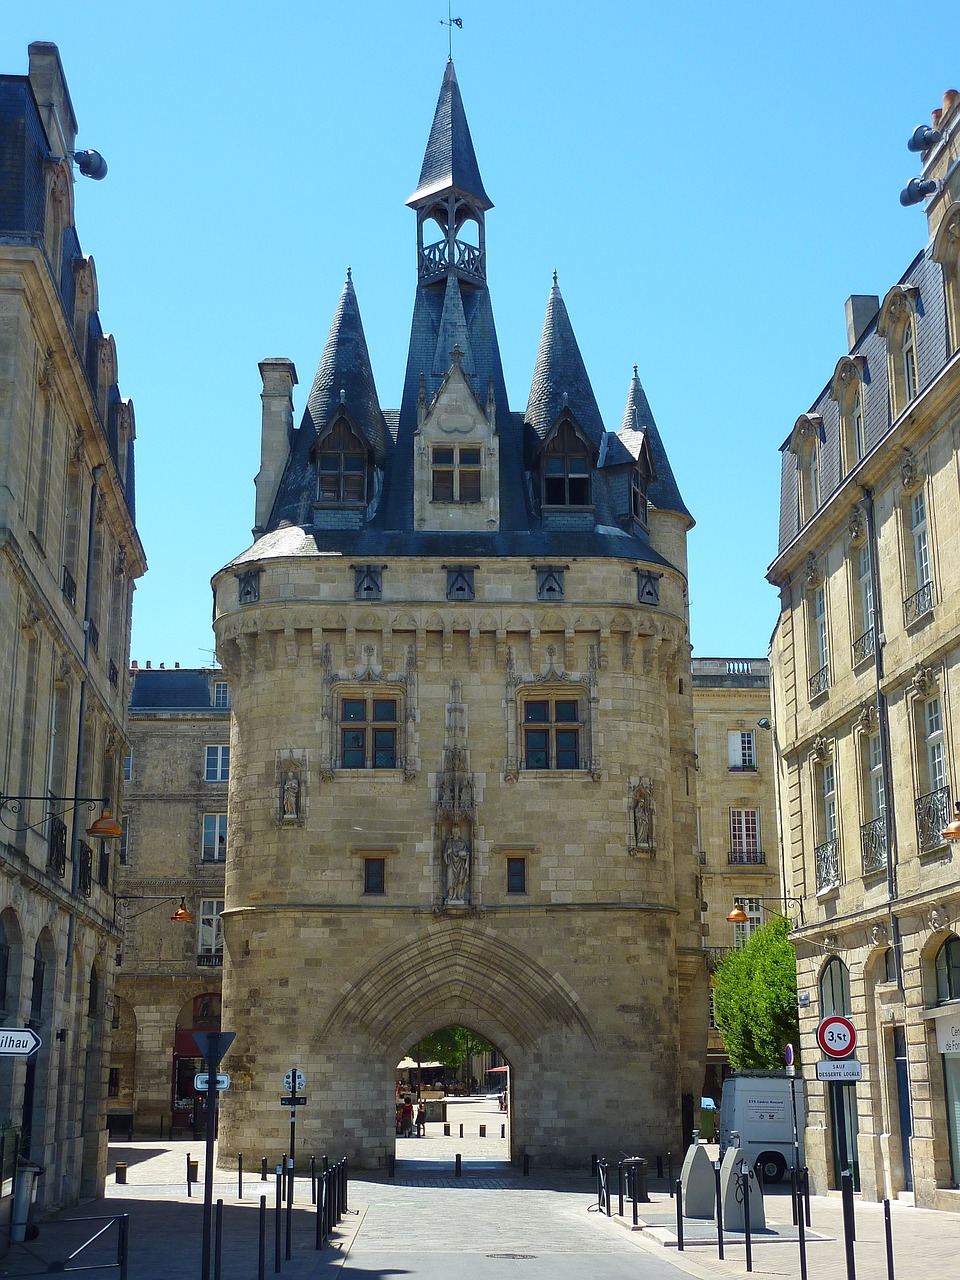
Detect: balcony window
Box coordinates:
(729, 808, 762, 864)
(198, 899, 224, 961)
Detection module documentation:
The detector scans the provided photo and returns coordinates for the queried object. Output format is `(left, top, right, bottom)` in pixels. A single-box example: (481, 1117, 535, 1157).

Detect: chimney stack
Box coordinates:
(845, 295, 879, 352)
(254, 359, 298, 536)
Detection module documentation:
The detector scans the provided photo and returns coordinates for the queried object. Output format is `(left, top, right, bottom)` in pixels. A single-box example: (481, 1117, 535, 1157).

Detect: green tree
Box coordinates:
(712, 915, 800, 1069)
(410, 1026, 492, 1071)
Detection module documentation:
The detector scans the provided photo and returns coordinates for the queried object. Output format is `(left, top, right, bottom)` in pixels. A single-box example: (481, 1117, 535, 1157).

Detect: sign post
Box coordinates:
(193, 1031, 235, 1280)
(279, 1068, 306, 1261)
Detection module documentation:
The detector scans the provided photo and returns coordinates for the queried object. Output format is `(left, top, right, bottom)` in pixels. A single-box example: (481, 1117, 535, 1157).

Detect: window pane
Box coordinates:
(343, 454, 365, 472)
(342, 699, 366, 722)
(544, 456, 565, 475)
(524, 701, 549, 723)
(506, 858, 526, 893)
(343, 474, 364, 501)
(364, 858, 385, 894)
(342, 729, 365, 767)
(373, 730, 396, 768)
(524, 730, 549, 769)
(433, 447, 454, 465)
(555, 729, 579, 768)
(319, 455, 340, 472)
(433, 470, 455, 501)
(459, 470, 481, 501)
(568, 476, 590, 504)
(372, 699, 397, 722)
(555, 700, 578, 722)
(460, 448, 481, 465)
(568, 456, 589, 475)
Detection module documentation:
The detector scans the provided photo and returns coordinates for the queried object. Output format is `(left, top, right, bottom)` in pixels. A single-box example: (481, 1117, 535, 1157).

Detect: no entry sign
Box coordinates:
(817, 1015, 857, 1059)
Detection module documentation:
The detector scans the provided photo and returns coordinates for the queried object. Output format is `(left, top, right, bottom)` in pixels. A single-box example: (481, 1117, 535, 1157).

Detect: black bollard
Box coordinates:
(387, 1153, 395, 1177)
(238, 1152, 243, 1200)
(444, 1123, 450, 1136)
(675, 1179, 684, 1250)
(459, 1123, 463, 1138)
(523, 1152, 530, 1177)
(667, 1151, 673, 1196)
(274, 1166, 282, 1274)
(656, 1154, 663, 1180)
(841, 1171, 857, 1279)
(501, 1123, 505, 1138)
(714, 1161, 724, 1260)
(742, 1163, 753, 1273)
(258, 1195, 266, 1280)
(285, 1157, 293, 1261)
(884, 1199, 894, 1280)
(803, 1165, 811, 1227)
(261, 1156, 267, 1182)
(214, 1198, 224, 1280)
(798, 1176, 808, 1280)
(311, 1155, 316, 1204)
(186, 1152, 193, 1198)
(455, 1153, 462, 1177)
(790, 1165, 798, 1226)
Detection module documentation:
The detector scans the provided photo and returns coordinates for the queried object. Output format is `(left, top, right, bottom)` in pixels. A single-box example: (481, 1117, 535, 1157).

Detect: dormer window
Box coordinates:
(432, 447, 481, 502)
(631, 467, 649, 525)
(317, 419, 369, 505)
(877, 285, 920, 419)
(901, 320, 918, 402)
(542, 421, 591, 507)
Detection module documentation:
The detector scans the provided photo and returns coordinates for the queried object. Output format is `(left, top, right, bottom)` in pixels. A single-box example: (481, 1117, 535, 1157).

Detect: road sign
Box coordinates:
(280, 1096, 307, 1107)
(194, 1072, 231, 1092)
(283, 1070, 306, 1092)
(0, 1028, 41, 1057)
(816, 1058, 863, 1082)
(192, 1030, 236, 1066)
(817, 1015, 857, 1059)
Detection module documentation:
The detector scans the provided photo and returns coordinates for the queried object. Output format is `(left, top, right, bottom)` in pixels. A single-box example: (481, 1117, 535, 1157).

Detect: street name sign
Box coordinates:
(816, 1058, 863, 1082)
(0, 1028, 41, 1057)
(283, 1069, 306, 1092)
(816, 1015, 857, 1059)
(280, 1095, 307, 1107)
(194, 1072, 231, 1092)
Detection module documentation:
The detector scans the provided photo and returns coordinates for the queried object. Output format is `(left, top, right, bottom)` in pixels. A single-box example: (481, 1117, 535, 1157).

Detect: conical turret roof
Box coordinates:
(407, 59, 493, 210)
(525, 275, 605, 451)
(305, 271, 388, 465)
(618, 365, 692, 521)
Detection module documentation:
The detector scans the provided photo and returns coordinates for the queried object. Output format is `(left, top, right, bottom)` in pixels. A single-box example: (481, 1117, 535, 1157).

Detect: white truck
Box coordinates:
(718, 1070, 805, 1183)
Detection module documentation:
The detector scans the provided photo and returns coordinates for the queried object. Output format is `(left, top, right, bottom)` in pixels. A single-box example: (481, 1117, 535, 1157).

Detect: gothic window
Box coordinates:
(339, 696, 399, 768)
(354, 566, 382, 600)
(432, 446, 482, 502)
(522, 696, 581, 770)
(317, 419, 369, 505)
(535, 567, 565, 601)
(541, 421, 591, 507)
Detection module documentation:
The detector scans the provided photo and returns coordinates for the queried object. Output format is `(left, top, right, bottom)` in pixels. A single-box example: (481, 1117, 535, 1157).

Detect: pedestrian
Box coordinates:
(400, 1094, 414, 1137)
(416, 1102, 427, 1137)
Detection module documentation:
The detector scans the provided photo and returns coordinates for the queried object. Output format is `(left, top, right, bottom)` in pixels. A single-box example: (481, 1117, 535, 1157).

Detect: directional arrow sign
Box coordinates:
(195, 1072, 231, 1092)
(0, 1028, 42, 1057)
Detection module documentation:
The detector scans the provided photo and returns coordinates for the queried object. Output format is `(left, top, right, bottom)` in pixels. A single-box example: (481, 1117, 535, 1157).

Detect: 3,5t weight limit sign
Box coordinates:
(817, 1015, 857, 1059)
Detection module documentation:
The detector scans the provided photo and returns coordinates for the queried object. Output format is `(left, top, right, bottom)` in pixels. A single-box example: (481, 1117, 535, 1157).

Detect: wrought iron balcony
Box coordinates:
(815, 838, 840, 891)
(916, 785, 950, 852)
(47, 815, 67, 877)
(78, 840, 93, 898)
(197, 953, 224, 968)
(904, 581, 935, 627)
(808, 664, 829, 700)
(852, 627, 876, 665)
(728, 850, 766, 865)
(860, 816, 887, 874)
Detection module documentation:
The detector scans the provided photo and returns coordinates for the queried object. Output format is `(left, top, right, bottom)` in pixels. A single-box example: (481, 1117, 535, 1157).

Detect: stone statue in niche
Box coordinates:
(443, 825, 471, 902)
(632, 780, 655, 850)
(280, 768, 301, 822)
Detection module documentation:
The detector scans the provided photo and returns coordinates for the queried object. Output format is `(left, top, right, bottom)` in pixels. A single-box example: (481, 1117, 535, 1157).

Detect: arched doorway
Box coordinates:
(173, 992, 221, 1134)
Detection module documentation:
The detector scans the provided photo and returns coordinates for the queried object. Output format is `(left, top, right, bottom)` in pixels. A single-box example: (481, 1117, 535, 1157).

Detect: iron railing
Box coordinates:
(815, 838, 840, 891)
(728, 849, 765, 865)
(852, 627, 876, 665)
(808, 664, 829, 699)
(860, 816, 887, 874)
(904, 581, 935, 627)
(916, 785, 950, 852)
(78, 840, 93, 897)
(197, 953, 224, 968)
(47, 816, 67, 877)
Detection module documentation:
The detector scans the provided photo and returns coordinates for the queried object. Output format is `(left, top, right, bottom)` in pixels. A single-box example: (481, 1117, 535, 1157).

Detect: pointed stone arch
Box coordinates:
(317, 919, 597, 1055)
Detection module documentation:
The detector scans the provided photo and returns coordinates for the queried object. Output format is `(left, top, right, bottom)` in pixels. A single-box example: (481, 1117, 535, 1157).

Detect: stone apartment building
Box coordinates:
(0, 44, 145, 1205)
(109, 665, 229, 1136)
(208, 59, 708, 1169)
(769, 88, 960, 1209)
(692, 657, 781, 1095)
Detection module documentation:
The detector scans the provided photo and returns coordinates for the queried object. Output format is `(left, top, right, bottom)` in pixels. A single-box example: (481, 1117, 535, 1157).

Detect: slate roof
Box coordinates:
(618, 367, 693, 522)
(407, 59, 492, 211)
(129, 668, 222, 712)
(524, 276, 607, 454)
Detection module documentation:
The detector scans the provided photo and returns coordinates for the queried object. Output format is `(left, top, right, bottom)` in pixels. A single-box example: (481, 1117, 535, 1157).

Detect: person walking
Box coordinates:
(415, 1102, 427, 1137)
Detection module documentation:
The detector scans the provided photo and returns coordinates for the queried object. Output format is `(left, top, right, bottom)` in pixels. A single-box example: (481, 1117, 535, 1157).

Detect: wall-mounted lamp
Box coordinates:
(727, 895, 805, 926)
(941, 801, 960, 843)
(757, 718, 771, 731)
(0, 793, 123, 839)
(115, 895, 194, 925)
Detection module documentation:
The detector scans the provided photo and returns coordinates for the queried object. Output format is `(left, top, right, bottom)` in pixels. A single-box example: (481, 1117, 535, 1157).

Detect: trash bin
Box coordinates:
(11, 1160, 43, 1243)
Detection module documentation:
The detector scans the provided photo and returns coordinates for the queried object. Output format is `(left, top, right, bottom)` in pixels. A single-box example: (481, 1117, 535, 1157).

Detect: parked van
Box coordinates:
(719, 1070, 805, 1183)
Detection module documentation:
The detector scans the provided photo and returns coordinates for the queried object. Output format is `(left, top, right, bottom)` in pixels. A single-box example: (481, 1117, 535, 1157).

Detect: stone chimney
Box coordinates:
(845, 295, 879, 351)
(254, 359, 298, 535)
(28, 42, 78, 157)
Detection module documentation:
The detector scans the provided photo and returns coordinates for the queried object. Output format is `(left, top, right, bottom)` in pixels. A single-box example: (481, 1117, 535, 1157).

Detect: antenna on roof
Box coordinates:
(440, 2, 463, 59)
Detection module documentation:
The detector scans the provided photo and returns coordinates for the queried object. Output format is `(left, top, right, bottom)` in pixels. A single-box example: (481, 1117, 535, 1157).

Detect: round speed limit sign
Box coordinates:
(817, 1015, 857, 1059)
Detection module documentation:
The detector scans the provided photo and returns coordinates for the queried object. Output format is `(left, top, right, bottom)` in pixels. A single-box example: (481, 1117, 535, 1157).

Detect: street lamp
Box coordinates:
(727, 895, 805, 926)
(115, 895, 194, 924)
(0, 792, 123, 839)
(941, 801, 960, 843)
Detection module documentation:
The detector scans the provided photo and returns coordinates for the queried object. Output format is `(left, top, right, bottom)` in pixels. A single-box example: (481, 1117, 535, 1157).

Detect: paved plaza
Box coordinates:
(2, 1098, 960, 1278)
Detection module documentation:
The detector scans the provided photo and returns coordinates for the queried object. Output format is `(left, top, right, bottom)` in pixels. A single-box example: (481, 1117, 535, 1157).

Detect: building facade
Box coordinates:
(0, 44, 145, 1204)
(692, 658, 782, 1094)
(211, 61, 708, 1168)
(109, 665, 229, 1137)
(769, 88, 960, 1209)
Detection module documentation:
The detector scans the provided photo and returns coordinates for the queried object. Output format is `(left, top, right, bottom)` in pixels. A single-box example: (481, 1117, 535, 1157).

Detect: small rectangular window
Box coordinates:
(506, 857, 526, 894)
(727, 731, 756, 771)
(123, 752, 133, 783)
(204, 745, 229, 782)
(213, 682, 230, 709)
(363, 858, 385, 894)
(198, 899, 224, 955)
(202, 813, 228, 863)
(108, 1067, 120, 1098)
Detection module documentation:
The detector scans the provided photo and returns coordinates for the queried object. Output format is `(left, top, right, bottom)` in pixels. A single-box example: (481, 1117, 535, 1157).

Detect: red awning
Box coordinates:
(486, 1066, 510, 1073)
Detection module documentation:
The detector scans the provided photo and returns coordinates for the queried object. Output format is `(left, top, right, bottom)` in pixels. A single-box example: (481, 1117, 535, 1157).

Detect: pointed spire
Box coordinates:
(618, 365, 692, 521)
(407, 60, 493, 210)
(525, 275, 605, 450)
(305, 272, 388, 465)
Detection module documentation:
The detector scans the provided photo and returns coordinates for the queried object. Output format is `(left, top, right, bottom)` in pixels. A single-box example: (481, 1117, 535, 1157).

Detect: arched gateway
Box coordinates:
(213, 60, 707, 1170)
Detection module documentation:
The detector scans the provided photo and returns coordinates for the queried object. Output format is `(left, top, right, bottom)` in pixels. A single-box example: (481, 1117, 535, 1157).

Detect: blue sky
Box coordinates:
(3, 2, 955, 665)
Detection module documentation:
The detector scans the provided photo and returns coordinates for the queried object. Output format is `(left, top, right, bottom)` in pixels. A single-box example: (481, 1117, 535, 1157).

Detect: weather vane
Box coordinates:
(441, 2, 463, 59)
